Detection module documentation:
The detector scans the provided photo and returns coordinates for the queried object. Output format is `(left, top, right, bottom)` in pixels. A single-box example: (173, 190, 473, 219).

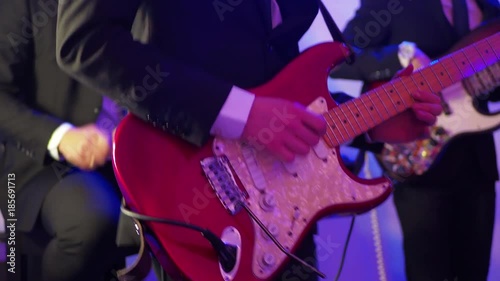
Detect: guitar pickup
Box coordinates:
(201, 156, 245, 215)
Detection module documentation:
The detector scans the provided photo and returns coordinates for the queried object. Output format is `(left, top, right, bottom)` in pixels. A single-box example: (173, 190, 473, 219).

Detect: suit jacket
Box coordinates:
(0, 0, 109, 231)
(330, 0, 500, 186)
(56, 0, 321, 147)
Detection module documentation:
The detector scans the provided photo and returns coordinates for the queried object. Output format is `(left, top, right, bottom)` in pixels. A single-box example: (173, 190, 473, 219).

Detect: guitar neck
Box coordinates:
(323, 32, 499, 146)
(463, 61, 500, 97)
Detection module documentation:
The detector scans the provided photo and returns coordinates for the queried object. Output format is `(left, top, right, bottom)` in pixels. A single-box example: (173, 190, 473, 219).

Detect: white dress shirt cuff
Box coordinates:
(210, 86, 255, 139)
(47, 122, 74, 161)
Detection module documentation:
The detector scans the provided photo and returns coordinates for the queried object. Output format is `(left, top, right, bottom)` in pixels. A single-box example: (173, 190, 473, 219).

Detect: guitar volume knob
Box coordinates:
(259, 253, 276, 268)
(261, 223, 279, 240)
(259, 193, 276, 211)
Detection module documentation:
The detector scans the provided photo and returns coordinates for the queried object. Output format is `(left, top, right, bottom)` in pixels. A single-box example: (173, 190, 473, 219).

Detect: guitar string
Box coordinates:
(325, 33, 498, 148)
(345, 100, 368, 134)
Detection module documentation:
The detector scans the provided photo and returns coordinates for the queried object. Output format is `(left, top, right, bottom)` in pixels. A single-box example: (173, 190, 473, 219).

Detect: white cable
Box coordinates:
(364, 153, 388, 281)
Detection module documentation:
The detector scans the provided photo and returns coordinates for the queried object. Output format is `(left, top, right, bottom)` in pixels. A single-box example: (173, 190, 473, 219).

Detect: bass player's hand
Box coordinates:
(368, 65, 443, 143)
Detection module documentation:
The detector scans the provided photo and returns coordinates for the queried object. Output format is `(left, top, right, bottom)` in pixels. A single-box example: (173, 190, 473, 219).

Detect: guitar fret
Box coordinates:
(332, 108, 352, 139)
(331, 128, 342, 145)
(473, 44, 489, 67)
(345, 101, 367, 134)
(476, 38, 498, 64)
(354, 100, 373, 129)
(428, 64, 446, 90)
(398, 78, 414, 109)
(373, 89, 392, 119)
(381, 85, 399, 112)
(359, 97, 380, 126)
(405, 75, 420, 93)
(441, 66, 454, 86)
(330, 109, 350, 142)
(338, 105, 358, 137)
(431, 61, 453, 86)
(389, 84, 408, 113)
(448, 54, 467, 80)
(464, 48, 483, 74)
(323, 116, 341, 147)
(411, 72, 433, 93)
(321, 32, 498, 148)
(366, 94, 386, 121)
(323, 114, 341, 147)
(374, 33, 499, 180)
(452, 51, 473, 78)
(419, 67, 443, 93)
(487, 36, 500, 59)
(441, 57, 464, 82)
(324, 111, 346, 145)
(355, 99, 376, 128)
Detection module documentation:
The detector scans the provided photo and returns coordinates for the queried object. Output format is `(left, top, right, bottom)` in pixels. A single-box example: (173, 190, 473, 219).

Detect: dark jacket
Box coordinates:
(330, 0, 500, 185)
(0, 0, 110, 231)
(55, 0, 321, 147)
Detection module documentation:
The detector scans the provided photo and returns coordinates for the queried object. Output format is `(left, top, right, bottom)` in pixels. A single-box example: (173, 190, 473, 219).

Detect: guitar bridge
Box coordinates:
(201, 156, 245, 215)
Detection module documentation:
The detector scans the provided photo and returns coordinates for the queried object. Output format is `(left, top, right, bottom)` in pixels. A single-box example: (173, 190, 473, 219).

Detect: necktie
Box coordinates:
(270, 0, 282, 28)
(452, 0, 470, 37)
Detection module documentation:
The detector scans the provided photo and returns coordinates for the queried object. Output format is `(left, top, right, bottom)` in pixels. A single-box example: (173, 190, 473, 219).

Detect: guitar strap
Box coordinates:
(117, 2, 357, 280)
(318, 0, 356, 64)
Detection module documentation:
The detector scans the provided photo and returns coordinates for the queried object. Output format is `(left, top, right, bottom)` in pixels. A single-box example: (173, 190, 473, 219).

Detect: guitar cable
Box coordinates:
(333, 215, 355, 281)
(120, 204, 238, 273)
(239, 203, 327, 278)
(121, 202, 330, 279)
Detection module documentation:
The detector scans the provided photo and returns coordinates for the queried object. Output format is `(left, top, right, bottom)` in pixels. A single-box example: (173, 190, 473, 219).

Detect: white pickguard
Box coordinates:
(378, 79, 500, 179)
(438, 82, 500, 136)
(212, 97, 391, 280)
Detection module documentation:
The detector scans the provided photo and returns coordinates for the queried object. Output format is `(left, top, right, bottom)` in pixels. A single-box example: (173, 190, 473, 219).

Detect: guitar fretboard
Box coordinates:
(463, 61, 500, 97)
(323, 32, 499, 147)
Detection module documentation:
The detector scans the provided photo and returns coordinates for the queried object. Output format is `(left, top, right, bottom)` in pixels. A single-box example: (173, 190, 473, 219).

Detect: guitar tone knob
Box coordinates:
(259, 193, 276, 212)
(261, 223, 279, 240)
(259, 253, 276, 268)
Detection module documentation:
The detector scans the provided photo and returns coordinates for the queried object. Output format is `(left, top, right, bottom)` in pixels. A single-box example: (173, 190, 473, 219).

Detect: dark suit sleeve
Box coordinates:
(477, 0, 500, 21)
(329, 0, 402, 83)
(56, 0, 233, 147)
(0, 0, 63, 165)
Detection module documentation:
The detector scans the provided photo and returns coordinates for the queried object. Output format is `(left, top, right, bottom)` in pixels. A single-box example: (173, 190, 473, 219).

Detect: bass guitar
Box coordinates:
(375, 20, 500, 181)
(112, 32, 499, 281)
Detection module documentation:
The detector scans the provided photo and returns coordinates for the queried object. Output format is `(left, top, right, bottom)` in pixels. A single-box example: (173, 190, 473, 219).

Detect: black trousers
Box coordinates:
(154, 228, 319, 281)
(393, 181, 496, 281)
(35, 168, 124, 281)
(274, 229, 319, 281)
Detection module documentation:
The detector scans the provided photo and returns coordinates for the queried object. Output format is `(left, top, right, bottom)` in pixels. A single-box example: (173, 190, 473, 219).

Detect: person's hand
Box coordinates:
(58, 124, 111, 170)
(241, 96, 327, 162)
(368, 65, 443, 143)
(410, 47, 432, 71)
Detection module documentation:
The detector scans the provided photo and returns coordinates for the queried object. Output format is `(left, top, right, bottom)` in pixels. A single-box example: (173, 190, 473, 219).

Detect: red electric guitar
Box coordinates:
(112, 32, 499, 281)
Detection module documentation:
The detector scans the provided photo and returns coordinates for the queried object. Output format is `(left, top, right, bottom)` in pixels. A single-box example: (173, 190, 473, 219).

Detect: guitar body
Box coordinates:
(112, 42, 392, 281)
(378, 80, 500, 179)
(374, 20, 500, 181)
